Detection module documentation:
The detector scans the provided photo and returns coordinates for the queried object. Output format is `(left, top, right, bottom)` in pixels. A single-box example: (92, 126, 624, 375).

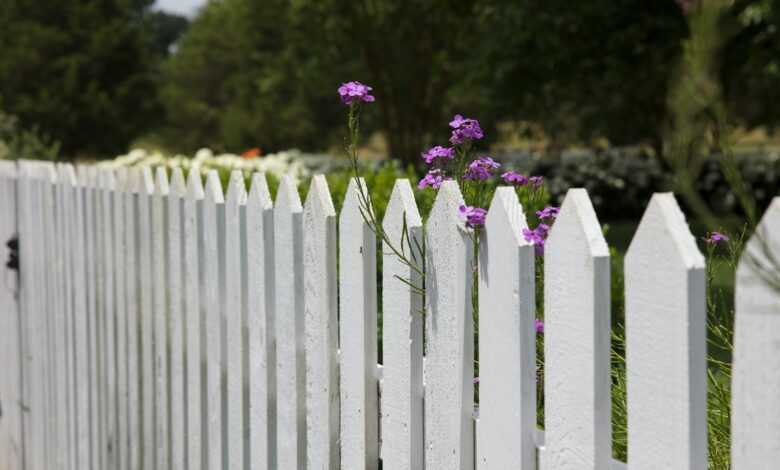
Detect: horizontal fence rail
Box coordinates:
(0, 159, 778, 470)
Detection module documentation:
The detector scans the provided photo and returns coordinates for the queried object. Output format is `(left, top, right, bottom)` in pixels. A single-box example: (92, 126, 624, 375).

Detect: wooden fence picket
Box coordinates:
(183, 168, 204, 470)
(338, 178, 378, 470)
(274, 175, 306, 469)
(113, 166, 129, 470)
(424, 180, 475, 470)
(0, 161, 22, 470)
(302, 175, 339, 470)
(246, 172, 275, 470)
(100, 168, 118, 469)
(125, 167, 142, 470)
(168, 168, 187, 470)
(732, 197, 780, 469)
(541, 188, 611, 470)
(476, 187, 536, 470)
(380, 179, 424, 470)
(202, 170, 224, 470)
(152, 167, 170, 470)
(138, 166, 156, 470)
(224, 170, 247, 470)
(625, 193, 707, 470)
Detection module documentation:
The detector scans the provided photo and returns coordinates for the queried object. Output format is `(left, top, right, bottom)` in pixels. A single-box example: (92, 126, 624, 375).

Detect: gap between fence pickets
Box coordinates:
(369, 360, 627, 470)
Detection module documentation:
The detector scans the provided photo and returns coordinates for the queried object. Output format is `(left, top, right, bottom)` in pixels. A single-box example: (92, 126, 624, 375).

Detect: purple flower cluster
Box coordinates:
(418, 169, 447, 189)
(338, 81, 375, 105)
(535, 318, 544, 334)
(464, 156, 501, 181)
(523, 224, 550, 256)
(421, 145, 455, 164)
(536, 206, 560, 221)
(529, 176, 544, 187)
(501, 171, 529, 186)
(704, 231, 729, 245)
(459, 205, 487, 228)
(449, 114, 484, 145)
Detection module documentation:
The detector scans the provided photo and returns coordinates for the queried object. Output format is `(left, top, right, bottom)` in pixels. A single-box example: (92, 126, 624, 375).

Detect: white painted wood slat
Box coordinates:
(246, 172, 275, 470)
(168, 168, 187, 470)
(274, 175, 306, 469)
(152, 168, 170, 470)
(302, 175, 339, 470)
(183, 169, 204, 470)
(224, 170, 246, 470)
(125, 168, 142, 470)
(541, 188, 611, 470)
(338, 178, 378, 470)
(138, 167, 156, 470)
(732, 197, 780, 469)
(380, 179, 424, 470)
(424, 180, 474, 470)
(101, 169, 118, 469)
(625, 193, 707, 470)
(113, 167, 129, 470)
(476, 187, 536, 470)
(203, 171, 224, 470)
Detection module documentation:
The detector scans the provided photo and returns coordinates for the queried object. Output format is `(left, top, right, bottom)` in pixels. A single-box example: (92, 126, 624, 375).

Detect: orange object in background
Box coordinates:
(242, 147, 262, 159)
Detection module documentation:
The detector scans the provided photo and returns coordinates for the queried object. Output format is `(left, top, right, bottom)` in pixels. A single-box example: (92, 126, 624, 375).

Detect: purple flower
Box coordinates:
(523, 223, 550, 256)
(459, 205, 487, 228)
(535, 318, 544, 334)
(449, 114, 484, 145)
(338, 81, 375, 105)
(501, 171, 529, 186)
(464, 156, 501, 181)
(536, 206, 560, 221)
(418, 169, 446, 189)
(421, 145, 455, 165)
(704, 231, 729, 245)
(473, 376, 480, 385)
(529, 176, 544, 188)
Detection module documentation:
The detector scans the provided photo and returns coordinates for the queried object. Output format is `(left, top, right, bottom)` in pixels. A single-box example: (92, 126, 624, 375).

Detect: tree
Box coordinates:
(0, 0, 173, 158)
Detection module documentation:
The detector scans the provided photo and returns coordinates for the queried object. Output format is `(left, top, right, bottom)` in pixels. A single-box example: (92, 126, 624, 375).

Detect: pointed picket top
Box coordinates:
(540, 188, 611, 470)
(341, 177, 371, 221)
(56, 163, 71, 186)
(626, 193, 704, 270)
(276, 174, 302, 212)
(101, 167, 117, 191)
(204, 170, 224, 203)
(186, 168, 205, 199)
(140, 166, 154, 196)
(625, 192, 706, 469)
(248, 172, 272, 211)
(424, 179, 474, 470)
(169, 168, 186, 197)
(115, 166, 128, 192)
(154, 166, 170, 196)
(305, 174, 336, 219)
(226, 170, 247, 206)
(382, 179, 422, 236)
(41, 161, 56, 183)
(62, 163, 77, 186)
(477, 187, 535, 470)
(732, 197, 780, 469)
(303, 174, 339, 469)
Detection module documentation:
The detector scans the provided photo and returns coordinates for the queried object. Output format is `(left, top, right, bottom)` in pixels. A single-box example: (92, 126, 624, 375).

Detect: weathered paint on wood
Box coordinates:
(732, 197, 780, 469)
(274, 175, 306, 469)
(541, 188, 611, 470)
(246, 172, 275, 470)
(184, 169, 204, 470)
(224, 170, 247, 470)
(338, 178, 378, 470)
(203, 170, 224, 470)
(424, 180, 474, 470)
(113, 167, 129, 470)
(125, 168, 142, 470)
(152, 167, 170, 470)
(302, 175, 339, 470)
(168, 168, 187, 470)
(101, 169, 118, 469)
(625, 193, 706, 470)
(380, 179, 424, 470)
(138, 166, 156, 470)
(477, 187, 536, 470)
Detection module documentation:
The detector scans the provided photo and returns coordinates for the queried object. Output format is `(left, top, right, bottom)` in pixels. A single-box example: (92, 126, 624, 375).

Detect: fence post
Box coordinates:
(625, 193, 706, 470)
(541, 188, 611, 470)
(339, 178, 379, 470)
(302, 175, 339, 470)
(476, 187, 536, 470)
(732, 197, 780, 468)
(274, 175, 306, 469)
(0, 161, 22, 470)
(425, 180, 474, 470)
(380, 179, 424, 470)
(246, 172, 275, 470)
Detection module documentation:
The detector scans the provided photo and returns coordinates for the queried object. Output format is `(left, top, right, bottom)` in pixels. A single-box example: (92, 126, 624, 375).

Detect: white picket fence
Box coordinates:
(0, 159, 778, 470)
